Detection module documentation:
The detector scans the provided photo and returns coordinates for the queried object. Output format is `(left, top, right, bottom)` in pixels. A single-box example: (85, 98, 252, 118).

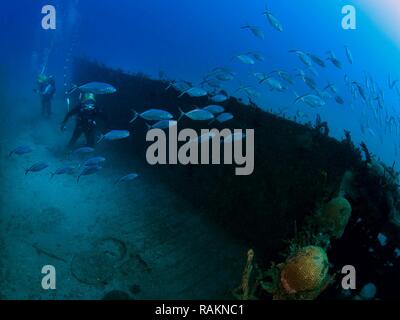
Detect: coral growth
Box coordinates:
(261, 246, 332, 300)
(317, 197, 352, 239)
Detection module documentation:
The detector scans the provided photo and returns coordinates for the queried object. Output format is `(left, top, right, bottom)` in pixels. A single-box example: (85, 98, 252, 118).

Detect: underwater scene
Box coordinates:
(1, 0, 400, 301)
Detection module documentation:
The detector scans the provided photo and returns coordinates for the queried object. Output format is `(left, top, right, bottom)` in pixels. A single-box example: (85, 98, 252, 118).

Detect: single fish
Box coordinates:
(335, 95, 345, 105)
(146, 120, 177, 130)
(203, 105, 225, 114)
(215, 72, 234, 81)
(215, 112, 234, 123)
(325, 83, 338, 94)
(294, 92, 326, 108)
(73, 147, 95, 155)
(302, 76, 317, 90)
(307, 53, 326, 67)
(235, 54, 255, 65)
(241, 24, 265, 39)
(73, 82, 116, 95)
(202, 78, 222, 89)
(178, 87, 208, 98)
(178, 108, 214, 121)
(315, 89, 332, 100)
(326, 51, 342, 69)
(77, 165, 102, 183)
(83, 156, 106, 167)
(25, 162, 48, 175)
(210, 93, 229, 103)
(130, 109, 173, 123)
(260, 77, 285, 91)
(9, 145, 33, 157)
(165, 80, 191, 92)
(275, 70, 293, 84)
(115, 173, 139, 185)
(236, 85, 259, 97)
(289, 50, 312, 67)
(263, 5, 283, 32)
(208, 67, 235, 77)
(50, 166, 75, 179)
(253, 72, 269, 81)
(345, 46, 353, 64)
(97, 130, 130, 143)
(352, 82, 367, 102)
(248, 52, 265, 62)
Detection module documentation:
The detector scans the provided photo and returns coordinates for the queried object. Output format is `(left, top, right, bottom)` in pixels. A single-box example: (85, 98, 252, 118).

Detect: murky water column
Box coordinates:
(63, 0, 81, 111)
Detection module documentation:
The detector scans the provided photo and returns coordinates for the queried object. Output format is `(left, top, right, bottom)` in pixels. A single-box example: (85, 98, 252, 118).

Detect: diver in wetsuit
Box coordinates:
(60, 93, 107, 149)
(35, 74, 56, 117)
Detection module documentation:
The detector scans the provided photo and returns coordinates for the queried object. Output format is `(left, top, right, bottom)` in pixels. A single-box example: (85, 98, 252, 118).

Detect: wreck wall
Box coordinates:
(72, 59, 363, 259)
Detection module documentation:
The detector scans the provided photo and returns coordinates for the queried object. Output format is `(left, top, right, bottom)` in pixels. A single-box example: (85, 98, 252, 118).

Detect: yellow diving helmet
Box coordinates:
(37, 74, 48, 84)
(81, 92, 96, 108)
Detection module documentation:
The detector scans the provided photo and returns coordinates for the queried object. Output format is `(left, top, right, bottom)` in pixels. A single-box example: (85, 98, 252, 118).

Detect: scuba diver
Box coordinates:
(60, 93, 107, 149)
(35, 74, 56, 117)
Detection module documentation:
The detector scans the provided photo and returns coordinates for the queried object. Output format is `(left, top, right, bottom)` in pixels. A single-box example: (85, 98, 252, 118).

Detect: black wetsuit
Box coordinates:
(37, 79, 56, 117)
(62, 104, 106, 148)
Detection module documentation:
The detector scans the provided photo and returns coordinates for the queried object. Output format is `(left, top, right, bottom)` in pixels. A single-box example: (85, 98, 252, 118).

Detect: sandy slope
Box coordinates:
(0, 97, 246, 300)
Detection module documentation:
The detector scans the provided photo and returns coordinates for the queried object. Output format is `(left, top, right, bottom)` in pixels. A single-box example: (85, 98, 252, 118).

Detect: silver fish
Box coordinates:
(263, 6, 283, 32)
(236, 85, 259, 97)
(178, 108, 214, 121)
(210, 93, 229, 103)
(274, 70, 293, 84)
(326, 51, 342, 69)
(289, 50, 312, 67)
(50, 166, 75, 178)
(241, 24, 265, 39)
(77, 165, 102, 183)
(178, 87, 208, 98)
(203, 105, 225, 114)
(97, 130, 130, 143)
(215, 72, 234, 81)
(261, 77, 285, 91)
(335, 95, 345, 105)
(146, 120, 177, 130)
(215, 112, 234, 123)
(236, 54, 255, 65)
(307, 53, 326, 67)
(84, 156, 106, 167)
(9, 145, 33, 156)
(247, 52, 265, 62)
(115, 173, 139, 185)
(73, 147, 95, 155)
(165, 80, 191, 92)
(25, 162, 48, 175)
(75, 82, 116, 95)
(294, 93, 326, 108)
(345, 46, 353, 64)
(130, 109, 173, 123)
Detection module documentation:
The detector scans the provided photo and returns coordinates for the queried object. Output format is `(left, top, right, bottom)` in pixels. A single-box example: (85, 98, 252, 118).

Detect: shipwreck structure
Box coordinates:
(72, 59, 400, 299)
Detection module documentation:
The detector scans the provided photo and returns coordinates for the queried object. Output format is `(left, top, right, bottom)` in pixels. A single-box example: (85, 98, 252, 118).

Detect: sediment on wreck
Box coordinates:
(72, 58, 398, 282)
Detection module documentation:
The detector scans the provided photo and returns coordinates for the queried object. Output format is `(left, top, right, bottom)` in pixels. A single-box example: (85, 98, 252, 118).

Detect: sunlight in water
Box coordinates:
(358, 0, 400, 45)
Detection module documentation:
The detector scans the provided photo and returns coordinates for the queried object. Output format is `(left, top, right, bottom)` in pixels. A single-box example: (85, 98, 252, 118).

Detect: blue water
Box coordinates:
(3, 0, 400, 164)
(1, 0, 399, 300)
